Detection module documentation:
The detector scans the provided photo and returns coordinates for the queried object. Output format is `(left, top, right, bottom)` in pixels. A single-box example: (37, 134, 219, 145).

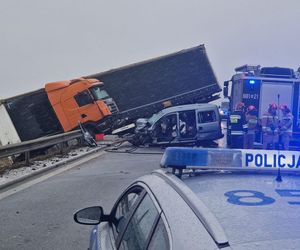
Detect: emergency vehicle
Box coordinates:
(224, 65, 300, 147)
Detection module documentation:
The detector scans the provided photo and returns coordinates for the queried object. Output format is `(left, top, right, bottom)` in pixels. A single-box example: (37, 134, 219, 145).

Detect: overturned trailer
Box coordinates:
(89, 44, 221, 132)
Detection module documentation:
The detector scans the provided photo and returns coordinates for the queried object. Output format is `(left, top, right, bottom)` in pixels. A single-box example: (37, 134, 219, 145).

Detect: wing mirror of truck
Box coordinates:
(223, 81, 229, 98)
(74, 206, 106, 225)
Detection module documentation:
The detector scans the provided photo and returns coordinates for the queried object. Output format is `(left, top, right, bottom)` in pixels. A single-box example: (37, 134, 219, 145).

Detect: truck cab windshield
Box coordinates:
(89, 86, 110, 100)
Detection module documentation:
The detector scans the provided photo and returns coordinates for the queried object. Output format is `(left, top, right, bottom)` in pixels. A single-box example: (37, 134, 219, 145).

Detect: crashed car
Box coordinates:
(126, 103, 223, 146)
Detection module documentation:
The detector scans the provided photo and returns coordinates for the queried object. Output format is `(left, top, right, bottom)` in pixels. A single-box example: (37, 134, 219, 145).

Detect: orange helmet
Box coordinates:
(236, 102, 245, 110)
(248, 105, 256, 112)
(269, 103, 277, 110)
(280, 104, 290, 113)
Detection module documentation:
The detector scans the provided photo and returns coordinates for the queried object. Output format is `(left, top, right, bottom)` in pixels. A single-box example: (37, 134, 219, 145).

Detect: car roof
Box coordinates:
(154, 147, 300, 249)
(136, 171, 224, 250)
(161, 103, 217, 114)
(147, 103, 218, 123)
(142, 169, 300, 249)
(180, 170, 300, 248)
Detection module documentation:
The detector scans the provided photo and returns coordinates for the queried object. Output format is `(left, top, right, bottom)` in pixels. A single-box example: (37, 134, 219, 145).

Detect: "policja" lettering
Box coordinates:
(245, 153, 300, 168)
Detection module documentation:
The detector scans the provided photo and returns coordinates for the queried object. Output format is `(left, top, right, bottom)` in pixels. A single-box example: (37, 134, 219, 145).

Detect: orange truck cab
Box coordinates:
(45, 78, 117, 134)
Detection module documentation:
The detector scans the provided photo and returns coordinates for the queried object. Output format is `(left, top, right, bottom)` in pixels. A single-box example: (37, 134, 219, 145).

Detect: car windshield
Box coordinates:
(148, 112, 163, 125)
(89, 86, 110, 100)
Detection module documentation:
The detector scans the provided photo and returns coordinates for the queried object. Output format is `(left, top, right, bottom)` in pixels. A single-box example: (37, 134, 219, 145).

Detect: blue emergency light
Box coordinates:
(160, 147, 209, 168)
(160, 147, 241, 169)
(249, 80, 256, 84)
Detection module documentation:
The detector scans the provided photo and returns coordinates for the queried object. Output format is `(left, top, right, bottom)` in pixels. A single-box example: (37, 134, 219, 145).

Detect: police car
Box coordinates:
(74, 147, 300, 249)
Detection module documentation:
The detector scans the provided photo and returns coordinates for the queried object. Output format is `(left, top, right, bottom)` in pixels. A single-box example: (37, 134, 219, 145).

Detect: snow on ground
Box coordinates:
(0, 135, 119, 187)
(0, 146, 98, 186)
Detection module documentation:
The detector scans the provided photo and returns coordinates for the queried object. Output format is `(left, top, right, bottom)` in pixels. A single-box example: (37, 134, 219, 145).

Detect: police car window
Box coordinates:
(198, 110, 216, 123)
(112, 187, 143, 238)
(119, 194, 159, 250)
(148, 218, 169, 250)
(74, 90, 94, 107)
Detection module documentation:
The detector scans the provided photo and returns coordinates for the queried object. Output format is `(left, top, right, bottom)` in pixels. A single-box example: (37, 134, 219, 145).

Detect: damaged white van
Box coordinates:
(128, 103, 223, 146)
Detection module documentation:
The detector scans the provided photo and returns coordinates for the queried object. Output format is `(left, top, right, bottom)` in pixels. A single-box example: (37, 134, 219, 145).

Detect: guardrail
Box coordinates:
(0, 130, 83, 165)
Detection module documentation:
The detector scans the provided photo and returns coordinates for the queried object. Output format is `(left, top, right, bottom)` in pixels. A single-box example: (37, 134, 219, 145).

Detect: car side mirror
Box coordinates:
(74, 206, 104, 225)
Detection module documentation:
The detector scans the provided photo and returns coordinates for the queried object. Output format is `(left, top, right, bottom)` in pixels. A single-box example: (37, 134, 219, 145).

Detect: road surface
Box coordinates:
(0, 145, 163, 250)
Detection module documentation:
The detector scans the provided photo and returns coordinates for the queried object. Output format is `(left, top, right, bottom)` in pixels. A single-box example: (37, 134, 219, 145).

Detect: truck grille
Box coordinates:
(104, 99, 119, 114)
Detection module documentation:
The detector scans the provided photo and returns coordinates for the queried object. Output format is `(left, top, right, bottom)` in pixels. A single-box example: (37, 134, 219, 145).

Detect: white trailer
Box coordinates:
(0, 103, 21, 146)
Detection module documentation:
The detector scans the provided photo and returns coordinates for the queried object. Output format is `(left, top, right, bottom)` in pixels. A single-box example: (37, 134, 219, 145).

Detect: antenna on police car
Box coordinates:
(276, 94, 282, 182)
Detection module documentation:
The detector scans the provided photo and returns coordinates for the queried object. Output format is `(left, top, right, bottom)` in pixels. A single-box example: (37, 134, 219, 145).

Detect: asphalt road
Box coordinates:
(0, 145, 164, 250)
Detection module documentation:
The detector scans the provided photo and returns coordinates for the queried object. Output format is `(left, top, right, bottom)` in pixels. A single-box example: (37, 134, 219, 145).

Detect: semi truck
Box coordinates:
(0, 44, 221, 146)
(224, 65, 300, 147)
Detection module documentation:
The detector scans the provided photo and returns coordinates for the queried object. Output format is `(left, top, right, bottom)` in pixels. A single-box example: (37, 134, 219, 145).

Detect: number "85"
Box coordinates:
(224, 189, 300, 206)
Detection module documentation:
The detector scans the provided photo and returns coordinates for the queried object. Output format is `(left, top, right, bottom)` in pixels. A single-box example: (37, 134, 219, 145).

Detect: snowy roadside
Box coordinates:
(0, 135, 120, 188)
(0, 145, 104, 188)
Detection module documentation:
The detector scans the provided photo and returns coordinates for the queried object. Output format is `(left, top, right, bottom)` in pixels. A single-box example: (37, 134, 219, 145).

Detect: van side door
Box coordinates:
(178, 110, 197, 139)
(152, 114, 178, 143)
(197, 109, 220, 140)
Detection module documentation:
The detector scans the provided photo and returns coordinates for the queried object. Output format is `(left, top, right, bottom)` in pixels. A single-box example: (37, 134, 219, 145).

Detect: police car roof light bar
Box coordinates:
(160, 147, 300, 175)
(160, 147, 241, 170)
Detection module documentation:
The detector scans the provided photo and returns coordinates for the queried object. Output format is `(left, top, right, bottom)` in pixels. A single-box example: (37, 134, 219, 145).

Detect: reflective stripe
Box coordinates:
(262, 115, 278, 119)
(231, 131, 244, 135)
(230, 115, 241, 119)
(243, 124, 248, 129)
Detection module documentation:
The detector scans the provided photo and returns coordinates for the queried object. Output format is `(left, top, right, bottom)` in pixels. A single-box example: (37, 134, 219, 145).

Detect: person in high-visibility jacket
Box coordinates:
(279, 104, 293, 150)
(261, 103, 279, 150)
(228, 102, 248, 149)
(245, 105, 258, 149)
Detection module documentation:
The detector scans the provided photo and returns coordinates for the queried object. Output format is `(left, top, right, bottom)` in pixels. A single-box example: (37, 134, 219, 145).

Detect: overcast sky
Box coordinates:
(1, 0, 300, 99)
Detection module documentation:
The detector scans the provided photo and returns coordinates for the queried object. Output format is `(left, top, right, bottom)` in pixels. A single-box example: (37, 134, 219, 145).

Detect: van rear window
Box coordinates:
(198, 110, 216, 123)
